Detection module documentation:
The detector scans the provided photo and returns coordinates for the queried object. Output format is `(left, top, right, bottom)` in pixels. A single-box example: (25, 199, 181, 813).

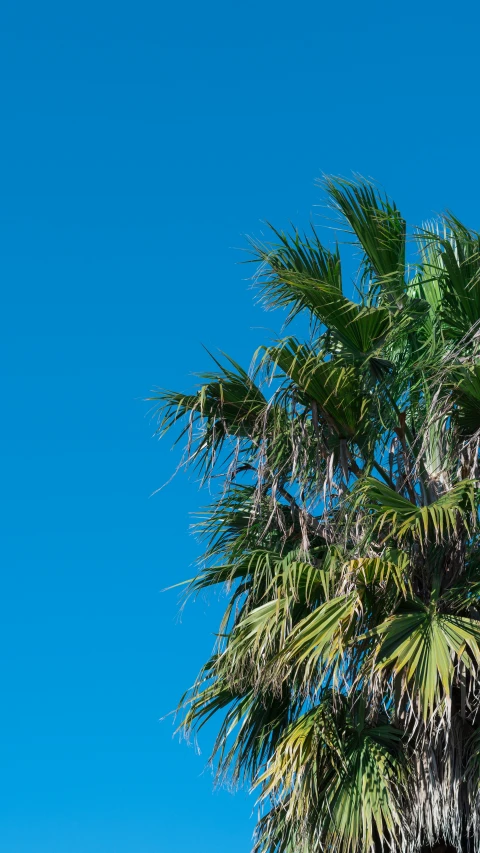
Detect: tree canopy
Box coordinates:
(151, 177, 480, 853)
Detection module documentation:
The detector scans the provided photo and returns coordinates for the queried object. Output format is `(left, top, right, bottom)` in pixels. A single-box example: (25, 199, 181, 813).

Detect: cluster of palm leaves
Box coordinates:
(151, 177, 480, 853)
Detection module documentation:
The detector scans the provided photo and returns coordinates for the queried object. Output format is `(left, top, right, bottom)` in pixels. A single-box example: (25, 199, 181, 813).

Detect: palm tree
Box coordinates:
(150, 177, 480, 853)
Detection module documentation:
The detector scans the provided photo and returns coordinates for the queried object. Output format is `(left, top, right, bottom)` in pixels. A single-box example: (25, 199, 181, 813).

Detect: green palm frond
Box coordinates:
(371, 601, 480, 719)
(257, 697, 404, 853)
(149, 353, 271, 474)
(281, 592, 359, 683)
(347, 550, 412, 599)
(251, 225, 342, 326)
(354, 476, 475, 542)
(419, 217, 480, 339)
(324, 175, 406, 304)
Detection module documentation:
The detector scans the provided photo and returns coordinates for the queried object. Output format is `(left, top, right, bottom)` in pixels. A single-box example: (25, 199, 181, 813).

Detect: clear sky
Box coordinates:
(2, 1, 480, 850)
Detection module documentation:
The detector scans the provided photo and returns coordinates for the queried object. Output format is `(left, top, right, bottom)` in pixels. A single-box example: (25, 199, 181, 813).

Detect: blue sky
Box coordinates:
(2, 1, 480, 850)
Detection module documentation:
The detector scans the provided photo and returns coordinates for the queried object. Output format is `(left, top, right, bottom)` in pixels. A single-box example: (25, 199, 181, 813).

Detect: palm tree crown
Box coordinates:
(151, 177, 480, 853)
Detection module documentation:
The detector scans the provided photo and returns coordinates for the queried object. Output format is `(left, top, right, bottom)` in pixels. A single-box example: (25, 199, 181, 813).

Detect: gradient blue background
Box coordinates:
(2, 1, 480, 850)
